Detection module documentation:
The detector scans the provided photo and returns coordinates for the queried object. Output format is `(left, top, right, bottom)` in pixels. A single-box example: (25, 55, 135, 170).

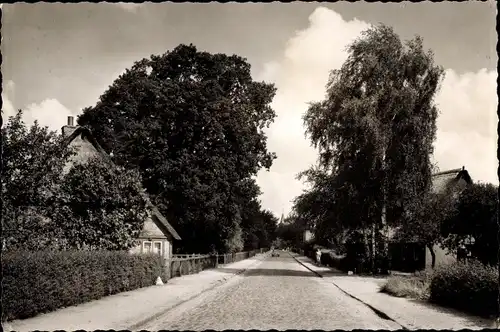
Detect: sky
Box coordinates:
(2, 2, 498, 217)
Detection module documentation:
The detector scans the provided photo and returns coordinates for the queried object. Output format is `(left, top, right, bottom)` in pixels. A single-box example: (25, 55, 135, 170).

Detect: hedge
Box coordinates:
(429, 260, 498, 317)
(3, 250, 167, 321)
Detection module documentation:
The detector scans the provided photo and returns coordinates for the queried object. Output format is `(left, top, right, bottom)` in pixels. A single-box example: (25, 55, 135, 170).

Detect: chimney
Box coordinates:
(62, 115, 77, 137)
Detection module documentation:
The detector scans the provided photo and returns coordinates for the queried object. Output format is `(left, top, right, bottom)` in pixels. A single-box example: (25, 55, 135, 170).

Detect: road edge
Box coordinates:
(289, 252, 409, 330)
(128, 252, 269, 330)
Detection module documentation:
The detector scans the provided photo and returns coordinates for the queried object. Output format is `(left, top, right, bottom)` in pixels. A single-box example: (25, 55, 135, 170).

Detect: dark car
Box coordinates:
(271, 250, 280, 257)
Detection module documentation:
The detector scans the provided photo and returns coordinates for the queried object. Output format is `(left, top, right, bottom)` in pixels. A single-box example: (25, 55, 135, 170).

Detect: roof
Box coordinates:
(431, 167, 472, 195)
(62, 125, 181, 241)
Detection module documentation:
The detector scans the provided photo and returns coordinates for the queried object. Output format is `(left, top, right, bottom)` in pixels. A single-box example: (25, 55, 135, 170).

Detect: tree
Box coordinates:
(301, 25, 444, 271)
(275, 215, 306, 250)
(240, 199, 278, 250)
(394, 191, 456, 269)
(2, 110, 75, 250)
(77, 44, 277, 253)
(52, 157, 149, 250)
(442, 183, 498, 266)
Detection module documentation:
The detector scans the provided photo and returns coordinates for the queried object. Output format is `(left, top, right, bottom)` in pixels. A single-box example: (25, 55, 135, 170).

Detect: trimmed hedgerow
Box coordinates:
(2, 250, 167, 321)
(429, 260, 498, 318)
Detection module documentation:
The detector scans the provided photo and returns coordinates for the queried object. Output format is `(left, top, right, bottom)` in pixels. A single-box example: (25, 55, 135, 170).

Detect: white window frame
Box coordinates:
(153, 241, 163, 256)
(142, 241, 152, 254)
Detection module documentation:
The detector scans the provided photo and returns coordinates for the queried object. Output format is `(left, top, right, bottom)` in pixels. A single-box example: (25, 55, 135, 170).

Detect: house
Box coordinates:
(389, 167, 473, 272)
(61, 115, 181, 257)
(423, 167, 472, 269)
(303, 230, 314, 243)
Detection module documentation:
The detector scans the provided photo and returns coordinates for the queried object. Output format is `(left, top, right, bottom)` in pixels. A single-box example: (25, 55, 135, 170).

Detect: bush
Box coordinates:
(3, 250, 167, 321)
(429, 260, 498, 317)
(381, 271, 433, 300)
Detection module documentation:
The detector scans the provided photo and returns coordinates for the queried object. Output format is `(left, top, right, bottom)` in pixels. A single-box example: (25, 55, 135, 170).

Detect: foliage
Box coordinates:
(394, 191, 457, 268)
(380, 272, 433, 300)
(238, 196, 278, 251)
(77, 44, 277, 253)
(52, 157, 149, 250)
(275, 216, 305, 249)
(442, 182, 498, 265)
(2, 110, 75, 250)
(296, 25, 443, 270)
(429, 260, 498, 317)
(2, 250, 167, 321)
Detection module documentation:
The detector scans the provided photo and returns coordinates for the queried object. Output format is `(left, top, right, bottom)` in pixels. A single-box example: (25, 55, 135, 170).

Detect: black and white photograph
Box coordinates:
(1, 1, 498, 331)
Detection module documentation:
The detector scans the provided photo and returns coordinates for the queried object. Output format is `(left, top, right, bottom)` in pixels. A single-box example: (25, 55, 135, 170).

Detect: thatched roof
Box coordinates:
(431, 167, 472, 195)
(62, 125, 181, 241)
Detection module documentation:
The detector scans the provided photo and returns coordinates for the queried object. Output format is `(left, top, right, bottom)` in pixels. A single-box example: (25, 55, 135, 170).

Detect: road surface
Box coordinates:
(138, 251, 402, 330)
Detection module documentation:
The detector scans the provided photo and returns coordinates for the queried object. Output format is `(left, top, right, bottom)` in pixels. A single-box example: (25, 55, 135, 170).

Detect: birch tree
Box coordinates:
(302, 25, 444, 271)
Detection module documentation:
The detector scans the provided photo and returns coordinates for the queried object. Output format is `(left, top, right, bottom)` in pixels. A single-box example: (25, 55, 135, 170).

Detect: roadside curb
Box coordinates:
(128, 252, 269, 330)
(289, 253, 408, 331)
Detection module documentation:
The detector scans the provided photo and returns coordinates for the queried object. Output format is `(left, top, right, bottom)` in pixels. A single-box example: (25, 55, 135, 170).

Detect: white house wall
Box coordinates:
(425, 243, 456, 269)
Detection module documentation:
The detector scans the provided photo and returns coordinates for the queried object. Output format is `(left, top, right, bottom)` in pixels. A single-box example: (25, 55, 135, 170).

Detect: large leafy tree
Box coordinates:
(301, 25, 444, 270)
(2, 110, 75, 250)
(77, 44, 277, 253)
(52, 157, 149, 250)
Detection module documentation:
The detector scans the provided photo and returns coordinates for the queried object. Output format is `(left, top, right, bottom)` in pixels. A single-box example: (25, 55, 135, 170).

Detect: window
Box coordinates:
(143, 241, 152, 254)
(153, 241, 162, 255)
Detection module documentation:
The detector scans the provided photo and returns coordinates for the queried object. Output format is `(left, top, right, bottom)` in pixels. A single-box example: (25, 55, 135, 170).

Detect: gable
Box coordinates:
(62, 130, 103, 174)
(59, 121, 181, 241)
(139, 216, 169, 239)
(431, 168, 472, 197)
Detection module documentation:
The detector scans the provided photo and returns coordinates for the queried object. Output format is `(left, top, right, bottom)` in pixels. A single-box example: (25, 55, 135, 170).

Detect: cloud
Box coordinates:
(2, 80, 17, 119)
(114, 3, 144, 13)
(255, 6, 498, 217)
(433, 68, 497, 185)
(2, 80, 77, 133)
(23, 99, 78, 133)
(255, 7, 370, 216)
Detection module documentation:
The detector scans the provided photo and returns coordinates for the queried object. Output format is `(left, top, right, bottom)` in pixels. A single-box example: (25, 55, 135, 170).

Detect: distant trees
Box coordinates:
(297, 25, 444, 271)
(78, 44, 277, 253)
(275, 216, 306, 249)
(240, 200, 278, 250)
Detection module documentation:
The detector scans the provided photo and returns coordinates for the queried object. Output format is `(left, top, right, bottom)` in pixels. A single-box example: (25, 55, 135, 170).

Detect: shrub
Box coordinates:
(429, 260, 498, 317)
(2, 250, 167, 321)
(381, 271, 433, 300)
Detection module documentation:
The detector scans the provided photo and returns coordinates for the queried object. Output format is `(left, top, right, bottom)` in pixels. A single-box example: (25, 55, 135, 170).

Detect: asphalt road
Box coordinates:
(139, 251, 402, 330)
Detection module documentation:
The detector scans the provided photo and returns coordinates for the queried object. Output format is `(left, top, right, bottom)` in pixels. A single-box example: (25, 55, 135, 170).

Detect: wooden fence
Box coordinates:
(167, 248, 269, 280)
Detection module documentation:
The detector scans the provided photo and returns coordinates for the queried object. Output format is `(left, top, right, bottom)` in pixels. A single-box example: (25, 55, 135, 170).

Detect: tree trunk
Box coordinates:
(363, 228, 370, 259)
(371, 223, 376, 273)
(381, 150, 389, 258)
(427, 243, 436, 269)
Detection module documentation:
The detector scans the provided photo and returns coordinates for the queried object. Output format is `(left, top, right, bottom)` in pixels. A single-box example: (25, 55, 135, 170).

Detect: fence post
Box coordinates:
(164, 257, 171, 281)
(215, 253, 219, 268)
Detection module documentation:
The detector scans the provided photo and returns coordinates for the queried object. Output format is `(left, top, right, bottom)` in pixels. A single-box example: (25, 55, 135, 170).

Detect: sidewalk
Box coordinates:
(293, 254, 494, 330)
(3, 253, 269, 332)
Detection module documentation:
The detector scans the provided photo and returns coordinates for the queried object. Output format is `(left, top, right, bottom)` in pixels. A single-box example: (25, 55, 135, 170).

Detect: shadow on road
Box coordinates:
(406, 299, 495, 328)
(215, 267, 318, 277)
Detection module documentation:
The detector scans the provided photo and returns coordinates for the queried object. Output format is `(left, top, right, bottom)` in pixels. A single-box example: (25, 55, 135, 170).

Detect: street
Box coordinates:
(138, 251, 402, 330)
